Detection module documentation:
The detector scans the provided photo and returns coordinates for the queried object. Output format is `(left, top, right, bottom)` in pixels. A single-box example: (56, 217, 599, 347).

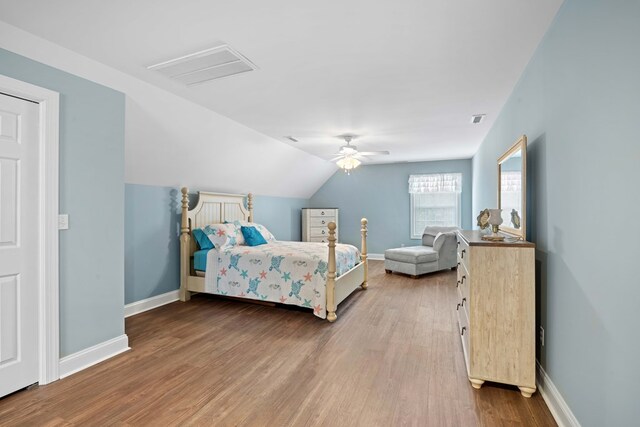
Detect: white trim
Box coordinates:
(367, 253, 385, 261)
(0, 74, 60, 385)
(537, 362, 581, 427)
(125, 290, 180, 318)
(59, 335, 130, 379)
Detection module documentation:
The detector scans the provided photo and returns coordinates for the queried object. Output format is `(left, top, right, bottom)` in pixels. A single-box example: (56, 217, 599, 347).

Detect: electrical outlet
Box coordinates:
(539, 326, 545, 347)
(58, 214, 69, 230)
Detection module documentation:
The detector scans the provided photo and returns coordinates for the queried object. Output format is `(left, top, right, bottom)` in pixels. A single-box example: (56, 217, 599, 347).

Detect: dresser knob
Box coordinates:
(456, 280, 460, 288)
(461, 276, 466, 284)
(461, 326, 467, 336)
(457, 303, 460, 311)
(461, 249, 466, 258)
(322, 220, 325, 224)
(462, 298, 466, 306)
(457, 262, 460, 267)
(321, 211, 325, 215)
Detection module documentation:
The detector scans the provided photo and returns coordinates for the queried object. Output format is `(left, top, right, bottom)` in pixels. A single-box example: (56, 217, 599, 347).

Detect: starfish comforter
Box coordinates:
(204, 241, 361, 319)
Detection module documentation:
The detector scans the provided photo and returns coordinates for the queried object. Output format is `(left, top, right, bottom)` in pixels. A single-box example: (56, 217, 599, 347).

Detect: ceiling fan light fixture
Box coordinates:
(336, 156, 361, 174)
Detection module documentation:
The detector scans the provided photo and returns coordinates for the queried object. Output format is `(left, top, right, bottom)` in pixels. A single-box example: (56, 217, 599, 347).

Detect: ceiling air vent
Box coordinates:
(147, 45, 257, 86)
(471, 114, 486, 124)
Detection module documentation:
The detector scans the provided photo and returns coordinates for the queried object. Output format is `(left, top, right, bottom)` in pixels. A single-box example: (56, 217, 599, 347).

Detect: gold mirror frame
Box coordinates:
(497, 135, 527, 239)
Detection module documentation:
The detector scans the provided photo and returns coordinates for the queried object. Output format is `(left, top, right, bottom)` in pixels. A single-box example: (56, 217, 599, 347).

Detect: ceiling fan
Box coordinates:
(330, 135, 390, 173)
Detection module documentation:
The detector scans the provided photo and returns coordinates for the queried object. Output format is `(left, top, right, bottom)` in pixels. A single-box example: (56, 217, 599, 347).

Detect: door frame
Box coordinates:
(0, 74, 60, 385)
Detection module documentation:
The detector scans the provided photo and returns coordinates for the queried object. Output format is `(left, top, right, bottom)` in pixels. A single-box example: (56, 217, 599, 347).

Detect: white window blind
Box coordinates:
(409, 173, 462, 238)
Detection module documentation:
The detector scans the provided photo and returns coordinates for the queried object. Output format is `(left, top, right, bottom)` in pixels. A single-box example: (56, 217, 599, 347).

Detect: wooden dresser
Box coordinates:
(456, 230, 536, 397)
(302, 208, 339, 243)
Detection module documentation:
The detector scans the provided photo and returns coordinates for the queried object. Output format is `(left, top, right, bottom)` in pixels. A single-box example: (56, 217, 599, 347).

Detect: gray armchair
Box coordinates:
(384, 227, 459, 278)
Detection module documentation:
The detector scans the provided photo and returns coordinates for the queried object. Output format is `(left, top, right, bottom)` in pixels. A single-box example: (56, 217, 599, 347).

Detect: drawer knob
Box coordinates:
(461, 249, 466, 258)
(456, 280, 460, 288)
(322, 220, 325, 224)
(461, 276, 466, 284)
(461, 326, 467, 336)
(457, 262, 460, 267)
(321, 211, 325, 215)
(457, 303, 460, 311)
(461, 298, 466, 306)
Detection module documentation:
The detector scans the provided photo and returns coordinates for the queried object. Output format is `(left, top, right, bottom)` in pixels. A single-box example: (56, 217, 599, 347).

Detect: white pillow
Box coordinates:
(202, 223, 241, 250)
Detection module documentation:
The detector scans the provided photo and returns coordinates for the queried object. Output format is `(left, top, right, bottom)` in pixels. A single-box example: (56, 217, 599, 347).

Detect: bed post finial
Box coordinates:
(361, 218, 368, 290)
(248, 193, 254, 222)
(180, 187, 189, 234)
(179, 187, 191, 302)
(326, 221, 338, 322)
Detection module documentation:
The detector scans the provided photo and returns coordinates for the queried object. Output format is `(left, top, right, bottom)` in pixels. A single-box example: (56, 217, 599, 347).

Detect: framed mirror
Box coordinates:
(498, 135, 527, 239)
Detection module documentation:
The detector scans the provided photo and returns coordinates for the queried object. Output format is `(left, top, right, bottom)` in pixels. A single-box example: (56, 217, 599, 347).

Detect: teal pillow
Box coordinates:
(193, 228, 214, 250)
(241, 226, 267, 246)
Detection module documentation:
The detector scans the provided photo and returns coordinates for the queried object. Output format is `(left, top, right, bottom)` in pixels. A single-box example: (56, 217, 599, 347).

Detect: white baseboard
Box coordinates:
(537, 362, 581, 427)
(59, 334, 129, 379)
(368, 253, 385, 261)
(124, 289, 180, 318)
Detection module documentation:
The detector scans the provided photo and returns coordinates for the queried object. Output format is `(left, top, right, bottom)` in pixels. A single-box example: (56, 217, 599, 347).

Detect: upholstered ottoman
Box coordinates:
(384, 228, 458, 278)
(384, 246, 440, 278)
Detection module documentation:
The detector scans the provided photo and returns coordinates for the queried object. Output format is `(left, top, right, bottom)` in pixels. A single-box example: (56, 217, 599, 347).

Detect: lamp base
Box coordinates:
(481, 234, 505, 242)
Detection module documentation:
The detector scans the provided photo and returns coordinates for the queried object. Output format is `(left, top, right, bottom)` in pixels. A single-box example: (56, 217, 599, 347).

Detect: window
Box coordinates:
(409, 173, 462, 238)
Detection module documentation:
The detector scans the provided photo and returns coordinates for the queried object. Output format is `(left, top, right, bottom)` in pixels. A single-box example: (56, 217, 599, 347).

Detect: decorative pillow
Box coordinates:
(237, 221, 276, 242)
(422, 230, 437, 246)
(202, 223, 240, 250)
(192, 228, 214, 250)
(432, 232, 445, 252)
(241, 226, 268, 246)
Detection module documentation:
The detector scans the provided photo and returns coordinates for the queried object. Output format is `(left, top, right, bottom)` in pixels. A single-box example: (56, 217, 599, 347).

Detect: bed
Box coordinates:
(179, 188, 368, 322)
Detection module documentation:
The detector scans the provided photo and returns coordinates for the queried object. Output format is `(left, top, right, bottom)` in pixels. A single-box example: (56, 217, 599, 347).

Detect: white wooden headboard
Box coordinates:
(180, 188, 253, 254)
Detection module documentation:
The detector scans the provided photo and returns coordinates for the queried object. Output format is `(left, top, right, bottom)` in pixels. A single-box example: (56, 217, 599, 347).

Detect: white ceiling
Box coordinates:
(0, 0, 563, 164)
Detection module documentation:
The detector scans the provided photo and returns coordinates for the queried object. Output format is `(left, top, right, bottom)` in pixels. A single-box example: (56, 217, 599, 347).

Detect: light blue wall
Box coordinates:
(0, 48, 125, 357)
(124, 184, 308, 304)
(471, 1, 640, 425)
(309, 160, 472, 254)
(253, 195, 308, 242)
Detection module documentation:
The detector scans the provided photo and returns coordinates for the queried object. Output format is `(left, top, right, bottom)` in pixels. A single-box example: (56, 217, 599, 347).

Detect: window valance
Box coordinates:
(408, 173, 462, 194)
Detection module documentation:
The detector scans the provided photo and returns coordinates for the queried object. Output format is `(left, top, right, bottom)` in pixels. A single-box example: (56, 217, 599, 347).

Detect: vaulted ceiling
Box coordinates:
(0, 0, 563, 164)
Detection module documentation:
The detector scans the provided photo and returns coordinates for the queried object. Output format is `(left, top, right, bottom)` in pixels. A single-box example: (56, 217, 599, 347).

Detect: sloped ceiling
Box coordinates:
(0, 0, 563, 166)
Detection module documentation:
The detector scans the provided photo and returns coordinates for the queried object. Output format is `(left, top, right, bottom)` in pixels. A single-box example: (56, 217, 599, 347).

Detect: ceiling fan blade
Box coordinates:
(329, 156, 344, 162)
(357, 151, 390, 156)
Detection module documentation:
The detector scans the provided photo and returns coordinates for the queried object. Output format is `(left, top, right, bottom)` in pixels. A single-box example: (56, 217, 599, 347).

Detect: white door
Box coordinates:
(0, 93, 39, 397)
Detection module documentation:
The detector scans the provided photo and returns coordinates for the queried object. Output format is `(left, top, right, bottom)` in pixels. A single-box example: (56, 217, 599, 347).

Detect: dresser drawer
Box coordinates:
(457, 263, 470, 318)
(457, 300, 471, 373)
(308, 209, 336, 217)
(309, 226, 332, 237)
(308, 216, 334, 227)
(308, 237, 328, 243)
(457, 235, 470, 271)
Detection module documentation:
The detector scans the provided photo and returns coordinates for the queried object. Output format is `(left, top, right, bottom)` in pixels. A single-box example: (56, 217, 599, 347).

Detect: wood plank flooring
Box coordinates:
(0, 261, 556, 426)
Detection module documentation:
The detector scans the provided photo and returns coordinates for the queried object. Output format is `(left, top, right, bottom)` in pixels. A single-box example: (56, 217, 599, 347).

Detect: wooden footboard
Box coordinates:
(325, 218, 368, 322)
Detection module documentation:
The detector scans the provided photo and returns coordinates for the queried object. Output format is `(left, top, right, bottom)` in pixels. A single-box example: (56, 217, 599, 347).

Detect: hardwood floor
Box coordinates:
(0, 261, 556, 426)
